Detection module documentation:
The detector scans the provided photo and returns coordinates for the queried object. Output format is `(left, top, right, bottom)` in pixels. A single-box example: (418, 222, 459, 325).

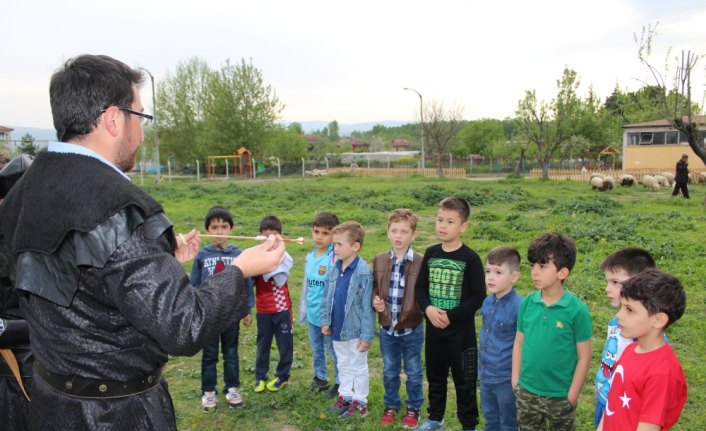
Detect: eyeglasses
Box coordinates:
(101, 107, 153, 125)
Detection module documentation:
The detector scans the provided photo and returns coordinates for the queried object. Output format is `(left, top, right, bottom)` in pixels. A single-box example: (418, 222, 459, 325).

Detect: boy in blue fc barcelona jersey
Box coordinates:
(298, 211, 340, 398)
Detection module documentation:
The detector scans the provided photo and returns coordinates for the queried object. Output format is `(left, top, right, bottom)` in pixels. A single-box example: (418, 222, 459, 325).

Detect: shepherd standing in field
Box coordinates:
(671, 153, 690, 199)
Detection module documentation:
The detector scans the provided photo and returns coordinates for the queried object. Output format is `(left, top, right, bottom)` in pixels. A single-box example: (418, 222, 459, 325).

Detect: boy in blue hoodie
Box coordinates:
(190, 206, 254, 412)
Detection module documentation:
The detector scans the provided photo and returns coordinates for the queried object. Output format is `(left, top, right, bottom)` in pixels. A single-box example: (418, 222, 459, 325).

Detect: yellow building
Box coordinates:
(622, 116, 706, 172)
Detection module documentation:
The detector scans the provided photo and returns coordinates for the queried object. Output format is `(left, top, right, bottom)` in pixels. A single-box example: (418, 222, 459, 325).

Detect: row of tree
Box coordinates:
(142, 26, 704, 184)
(156, 57, 308, 164)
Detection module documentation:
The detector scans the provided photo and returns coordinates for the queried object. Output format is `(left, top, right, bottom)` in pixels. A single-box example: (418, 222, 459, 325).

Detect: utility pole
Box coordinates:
(404, 87, 425, 169)
(139, 67, 160, 184)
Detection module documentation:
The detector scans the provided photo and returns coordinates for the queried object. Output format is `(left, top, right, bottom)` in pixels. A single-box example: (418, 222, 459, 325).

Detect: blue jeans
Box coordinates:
(201, 321, 240, 393)
(480, 380, 517, 431)
(255, 310, 294, 381)
(379, 324, 424, 411)
(308, 324, 338, 383)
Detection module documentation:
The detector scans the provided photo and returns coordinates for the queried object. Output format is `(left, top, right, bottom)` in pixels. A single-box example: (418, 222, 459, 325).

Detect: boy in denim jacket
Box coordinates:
(320, 221, 374, 420)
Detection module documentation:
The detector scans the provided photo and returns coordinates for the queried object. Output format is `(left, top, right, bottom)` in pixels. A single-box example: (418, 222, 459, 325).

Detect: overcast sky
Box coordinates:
(2, 0, 705, 130)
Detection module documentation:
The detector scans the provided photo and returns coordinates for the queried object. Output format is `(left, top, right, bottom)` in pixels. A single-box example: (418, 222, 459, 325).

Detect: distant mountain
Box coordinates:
(4, 121, 410, 142)
(4, 126, 56, 141)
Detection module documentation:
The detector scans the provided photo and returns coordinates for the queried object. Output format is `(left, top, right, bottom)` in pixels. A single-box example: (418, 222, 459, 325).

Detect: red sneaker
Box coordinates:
(380, 408, 396, 425)
(401, 408, 420, 429)
(340, 400, 368, 419)
(330, 396, 351, 415)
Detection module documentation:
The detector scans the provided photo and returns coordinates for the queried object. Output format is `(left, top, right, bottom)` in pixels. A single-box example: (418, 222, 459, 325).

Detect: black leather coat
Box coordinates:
(0, 151, 250, 430)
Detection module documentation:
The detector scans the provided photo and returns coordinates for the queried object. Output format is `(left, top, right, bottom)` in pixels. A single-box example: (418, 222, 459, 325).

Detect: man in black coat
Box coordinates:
(0, 54, 285, 431)
(672, 153, 690, 199)
(0, 154, 34, 430)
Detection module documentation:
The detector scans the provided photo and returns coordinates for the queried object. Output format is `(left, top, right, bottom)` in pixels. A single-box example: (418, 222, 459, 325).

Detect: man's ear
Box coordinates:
(557, 267, 570, 281)
(100, 106, 121, 138)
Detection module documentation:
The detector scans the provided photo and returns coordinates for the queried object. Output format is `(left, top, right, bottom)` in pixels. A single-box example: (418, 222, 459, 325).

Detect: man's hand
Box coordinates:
(321, 326, 331, 335)
(175, 229, 201, 264)
(243, 314, 252, 327)
(357, 341, 370, 352)
(425, 306, 449, 329)
(232, 234, 286, 277)
(372, 295, 385, 313)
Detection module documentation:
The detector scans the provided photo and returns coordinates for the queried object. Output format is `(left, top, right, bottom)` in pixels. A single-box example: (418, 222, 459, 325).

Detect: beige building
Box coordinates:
(622, 117, 706, 172)
(0, 126, 13, 155)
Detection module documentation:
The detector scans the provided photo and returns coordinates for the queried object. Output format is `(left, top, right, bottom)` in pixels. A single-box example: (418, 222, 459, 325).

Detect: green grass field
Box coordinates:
(142, 175, 705, 431)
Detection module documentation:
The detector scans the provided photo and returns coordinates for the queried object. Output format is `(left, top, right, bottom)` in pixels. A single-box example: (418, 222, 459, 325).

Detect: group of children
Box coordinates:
(189, 197, 688, 430)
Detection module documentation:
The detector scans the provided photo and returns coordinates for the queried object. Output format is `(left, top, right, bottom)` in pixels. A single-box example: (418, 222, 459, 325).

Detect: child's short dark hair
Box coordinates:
(388, 208, 418, 231)
(313, 211, 339, 230)
(621, 268, 686, 330)
(331, 221, 365, 246)
(205, 206, 234, 229)
(486, 246, 521, 272)
(259, 215, 282, 234)
(527, 232, 576, 272)
(439, 196, 471, 222)
(600, 248, 655, 276)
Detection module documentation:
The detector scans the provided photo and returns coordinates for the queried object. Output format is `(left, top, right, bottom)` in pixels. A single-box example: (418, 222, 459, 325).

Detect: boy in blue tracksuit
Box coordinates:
(190, 206, 254, 412)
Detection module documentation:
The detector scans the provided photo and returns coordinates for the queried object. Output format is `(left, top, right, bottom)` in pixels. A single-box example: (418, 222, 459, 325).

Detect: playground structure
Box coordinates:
(207, 147, 253, 179)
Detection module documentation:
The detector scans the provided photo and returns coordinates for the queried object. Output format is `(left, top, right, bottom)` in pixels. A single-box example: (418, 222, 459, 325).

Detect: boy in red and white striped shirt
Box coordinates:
(253, 215, 294, 393)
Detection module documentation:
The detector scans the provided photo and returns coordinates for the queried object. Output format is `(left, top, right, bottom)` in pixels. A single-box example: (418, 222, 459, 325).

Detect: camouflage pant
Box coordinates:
(513, 385, 576, 431)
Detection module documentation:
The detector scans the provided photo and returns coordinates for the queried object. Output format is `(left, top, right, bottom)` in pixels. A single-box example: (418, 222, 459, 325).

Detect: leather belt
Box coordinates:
(35, 360, 162, 399)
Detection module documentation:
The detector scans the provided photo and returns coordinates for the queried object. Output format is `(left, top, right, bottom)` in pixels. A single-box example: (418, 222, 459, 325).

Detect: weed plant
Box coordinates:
(140, 176, 705, 431)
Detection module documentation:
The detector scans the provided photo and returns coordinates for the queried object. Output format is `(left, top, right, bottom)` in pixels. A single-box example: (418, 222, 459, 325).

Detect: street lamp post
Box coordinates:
(139, 67, 160, 184)
(403, 87, 425, 169)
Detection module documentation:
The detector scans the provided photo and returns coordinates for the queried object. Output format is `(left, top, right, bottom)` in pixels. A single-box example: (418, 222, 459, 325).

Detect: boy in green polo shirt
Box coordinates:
(511, 232, 592, 431)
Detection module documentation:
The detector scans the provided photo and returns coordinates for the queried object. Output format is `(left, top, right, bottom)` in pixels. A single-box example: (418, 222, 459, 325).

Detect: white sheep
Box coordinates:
(590, 176, 613, 191)
(619, 174, 635, 187)
(641, 175, 660, 190)
(590, 176, 604, 190)
(660, 172, 675, 184)
(603, 176, 615, 190)
(654, 175, 669, 188)
(698, 172, 706, 184)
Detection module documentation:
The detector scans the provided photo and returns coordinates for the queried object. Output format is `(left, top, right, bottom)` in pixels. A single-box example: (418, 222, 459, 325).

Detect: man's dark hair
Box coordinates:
(439, 196, 471, 222)
(527, 232, 576, 272)
(600, 248, 656, 276)
(50, 54, 144, 142)
(313, 211, 339, 230)
(204, 206, 234, 229)
(486, 246, 521, 272)
(621, 268, 686, 329)
(259, 215, 282, 234)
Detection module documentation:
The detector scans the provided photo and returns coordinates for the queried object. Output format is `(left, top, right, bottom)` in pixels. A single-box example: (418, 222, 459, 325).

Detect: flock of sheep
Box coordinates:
(589, 171, 706, 191)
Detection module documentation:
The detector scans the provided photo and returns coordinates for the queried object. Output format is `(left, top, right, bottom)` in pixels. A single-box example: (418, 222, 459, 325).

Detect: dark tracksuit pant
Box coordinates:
(424, 322, 479, 429)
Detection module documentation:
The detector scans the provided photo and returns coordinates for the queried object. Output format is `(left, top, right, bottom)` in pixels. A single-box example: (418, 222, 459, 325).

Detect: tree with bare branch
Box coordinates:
(635, 23, 705, 201)
(421, 100, 464, 177)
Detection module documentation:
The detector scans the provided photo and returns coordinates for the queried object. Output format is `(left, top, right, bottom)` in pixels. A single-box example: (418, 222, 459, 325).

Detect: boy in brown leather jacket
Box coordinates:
(372, 209, 424, 428)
